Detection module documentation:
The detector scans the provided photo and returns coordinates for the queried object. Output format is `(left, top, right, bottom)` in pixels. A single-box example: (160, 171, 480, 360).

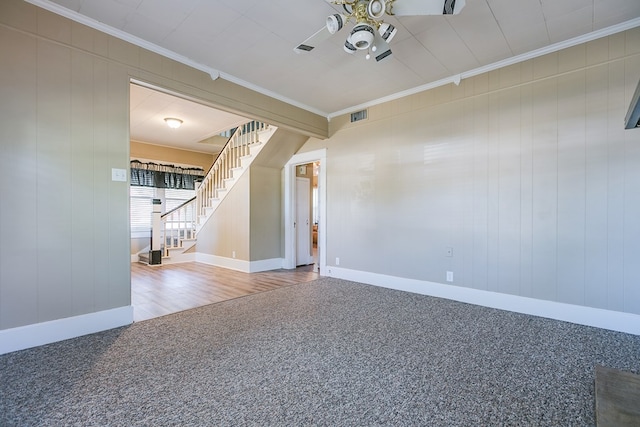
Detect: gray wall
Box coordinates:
(250, 129, 309, 261)
(250, 166, 282, 261)
(302, 28, 640, 315)
(0, 5, 131, 329)
(195, 172, 251, 260)
(0, 0, 326, 332)
(195, 128, 309, 262)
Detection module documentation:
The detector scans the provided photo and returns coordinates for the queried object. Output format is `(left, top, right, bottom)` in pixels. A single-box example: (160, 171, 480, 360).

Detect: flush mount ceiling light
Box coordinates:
(294, 0, 465, 62)
(164, 118, 183, 129)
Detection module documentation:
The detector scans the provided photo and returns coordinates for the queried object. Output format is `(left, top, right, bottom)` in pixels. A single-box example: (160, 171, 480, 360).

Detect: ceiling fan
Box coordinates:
(294, 0, 465, 62)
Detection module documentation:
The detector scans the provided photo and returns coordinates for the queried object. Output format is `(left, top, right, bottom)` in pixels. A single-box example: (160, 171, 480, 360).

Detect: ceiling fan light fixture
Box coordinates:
(378, 22, 397, 43)
(326, 14, 346, 34)
(164, 117, 183, 129)
(344, 37, 357, 54)
(350, 23, 375, 50)
(367, 0, 386, 19)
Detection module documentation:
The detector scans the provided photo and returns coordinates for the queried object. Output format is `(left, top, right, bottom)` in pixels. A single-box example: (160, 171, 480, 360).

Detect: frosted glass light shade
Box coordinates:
(164, 118, 183, 129)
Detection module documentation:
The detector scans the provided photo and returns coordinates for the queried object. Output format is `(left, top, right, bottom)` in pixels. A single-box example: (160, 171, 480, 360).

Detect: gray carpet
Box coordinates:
(1, 278, 640, 426)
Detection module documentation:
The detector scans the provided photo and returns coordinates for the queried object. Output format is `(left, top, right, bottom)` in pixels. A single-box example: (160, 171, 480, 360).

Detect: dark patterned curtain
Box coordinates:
(130, 160, 204, 190)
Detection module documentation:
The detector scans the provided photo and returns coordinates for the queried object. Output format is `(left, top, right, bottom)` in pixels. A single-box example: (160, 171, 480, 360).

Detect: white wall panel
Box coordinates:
(0, 28, 39, 329)
(106, 63, 131, 308)
(556, 72, 586, 306)
(519, 84, 534, 298)
(486, 92, 501, 293)
(453, 97, 476, 289)
(605, 61, 627, 312)
(584, 65, 610, 310)
(315, 28, 640, 317)
(249, 166, 282, 261)
(92, 58, 112, 313)
(70, 50, 97, 315)
(470, 94, 490, 290)
(497, 88, 522, 296)
(36, 39, 73, 322)
(531, 78, 558, 301)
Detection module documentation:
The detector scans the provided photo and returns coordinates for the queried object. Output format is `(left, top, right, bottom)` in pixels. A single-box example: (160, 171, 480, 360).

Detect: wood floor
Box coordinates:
(131, 262, 319, 322)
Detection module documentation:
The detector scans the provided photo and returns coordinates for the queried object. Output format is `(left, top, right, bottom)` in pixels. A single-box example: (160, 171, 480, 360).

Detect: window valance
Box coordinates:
(130, 160, 205, 190)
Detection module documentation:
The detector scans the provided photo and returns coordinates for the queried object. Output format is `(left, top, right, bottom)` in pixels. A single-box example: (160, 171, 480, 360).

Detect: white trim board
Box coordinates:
(326, 267, 640, 336)
(0, 306, 133, 355)
(195, 253, 283, 273)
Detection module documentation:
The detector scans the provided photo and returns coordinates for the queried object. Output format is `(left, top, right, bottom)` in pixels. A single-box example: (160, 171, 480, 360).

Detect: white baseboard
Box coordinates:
(326, 266, 640, 336)
(195, 253, 283, 273)
(0, 306, 133, 355)
(248, 258, 284, 272)
(161, 252, 196, 265)
(196, 253, 250, 272)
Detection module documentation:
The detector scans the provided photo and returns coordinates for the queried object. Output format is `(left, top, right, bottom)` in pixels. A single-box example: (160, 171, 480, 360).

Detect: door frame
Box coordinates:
(284, 149, 327, 273)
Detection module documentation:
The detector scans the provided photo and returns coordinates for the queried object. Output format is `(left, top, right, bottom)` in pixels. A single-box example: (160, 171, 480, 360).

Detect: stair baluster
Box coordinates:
(142, 120, 275, 264)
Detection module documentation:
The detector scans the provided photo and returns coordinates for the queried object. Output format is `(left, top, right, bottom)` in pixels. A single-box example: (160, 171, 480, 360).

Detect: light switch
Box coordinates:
(112, 168, 127, 182)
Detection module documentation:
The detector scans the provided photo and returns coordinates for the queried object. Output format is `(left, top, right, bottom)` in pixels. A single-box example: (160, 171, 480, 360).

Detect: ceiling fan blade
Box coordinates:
(294, 26, 332, 54)
(390, 0, 466, 16)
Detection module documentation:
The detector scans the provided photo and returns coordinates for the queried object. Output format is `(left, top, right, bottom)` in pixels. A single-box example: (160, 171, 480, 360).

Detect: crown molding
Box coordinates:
(24, 0, 329, 118)
(21, 1, 640, 122)
(328, 17, 640, 119)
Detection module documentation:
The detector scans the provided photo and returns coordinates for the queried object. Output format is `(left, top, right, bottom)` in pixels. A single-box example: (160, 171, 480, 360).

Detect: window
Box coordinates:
(165, 188, 195, 212)
(130, 187, 195, 233)
(130, 186, 155, 232)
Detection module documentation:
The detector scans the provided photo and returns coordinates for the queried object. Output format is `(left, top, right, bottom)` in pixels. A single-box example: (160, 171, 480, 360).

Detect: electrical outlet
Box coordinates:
(335, 257, 340, 266)
(446, 271, 453, 282)
(232, 251, 236, 259)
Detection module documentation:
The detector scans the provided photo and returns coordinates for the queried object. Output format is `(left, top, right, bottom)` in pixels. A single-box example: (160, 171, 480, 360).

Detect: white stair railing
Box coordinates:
(161, 197, 197, 256)
(151, 121, 270, 260)
(196, 121, 269, 219)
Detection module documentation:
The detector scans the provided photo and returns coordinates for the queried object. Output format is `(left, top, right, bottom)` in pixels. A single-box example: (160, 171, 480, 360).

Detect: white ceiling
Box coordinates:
(130, 83, 249, 154)
(32, 0, 640, 118)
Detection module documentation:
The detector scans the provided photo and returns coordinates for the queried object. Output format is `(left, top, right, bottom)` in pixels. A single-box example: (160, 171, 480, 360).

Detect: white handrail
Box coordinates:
(161, 198, 197, 256)
(154, 121, 270, 259)
(196, 121, 269, 219)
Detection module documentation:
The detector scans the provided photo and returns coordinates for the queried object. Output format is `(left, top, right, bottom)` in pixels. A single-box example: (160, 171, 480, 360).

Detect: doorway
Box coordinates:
(284, 149, 327, 274)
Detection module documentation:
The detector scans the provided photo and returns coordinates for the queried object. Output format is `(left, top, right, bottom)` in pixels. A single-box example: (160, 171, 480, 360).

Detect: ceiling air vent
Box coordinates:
(351, 109, 368, 123)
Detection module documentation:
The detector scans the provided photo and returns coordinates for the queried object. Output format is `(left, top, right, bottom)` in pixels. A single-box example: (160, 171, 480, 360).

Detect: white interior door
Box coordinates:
(296, 177, 311, 266)
(284, 149, 326, 272)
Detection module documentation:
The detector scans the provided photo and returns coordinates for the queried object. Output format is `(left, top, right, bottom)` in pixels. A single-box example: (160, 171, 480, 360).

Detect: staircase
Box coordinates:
(138, 121, 277, 264)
